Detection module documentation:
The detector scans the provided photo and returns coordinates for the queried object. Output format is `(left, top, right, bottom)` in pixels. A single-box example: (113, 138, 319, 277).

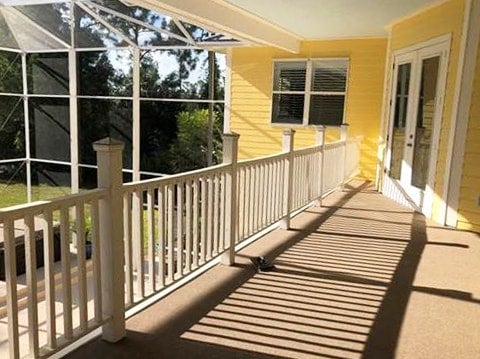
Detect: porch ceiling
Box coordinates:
(223, 0, 438, 39)
(134, 0, 438, 53)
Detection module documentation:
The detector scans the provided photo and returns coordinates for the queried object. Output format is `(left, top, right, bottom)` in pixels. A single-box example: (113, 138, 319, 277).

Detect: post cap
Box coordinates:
(283, 128, 296, 135)
(222, 131, 240, 139)
(93, 137, 125, 152)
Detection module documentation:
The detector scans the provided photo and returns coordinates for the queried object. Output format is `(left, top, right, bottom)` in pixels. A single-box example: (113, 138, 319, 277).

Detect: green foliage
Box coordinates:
(168, 108, 223, 172)
(0, 5, 226, 181)
(0, 52, 25, 163)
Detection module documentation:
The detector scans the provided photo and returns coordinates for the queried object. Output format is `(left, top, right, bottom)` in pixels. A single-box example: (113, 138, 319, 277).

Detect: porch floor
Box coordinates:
(67, 181, 480, 359)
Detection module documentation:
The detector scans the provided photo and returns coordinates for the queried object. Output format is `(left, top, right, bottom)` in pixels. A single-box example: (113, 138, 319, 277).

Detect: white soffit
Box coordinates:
(222, 0, 439, 39)
(132, 0, 302, 52)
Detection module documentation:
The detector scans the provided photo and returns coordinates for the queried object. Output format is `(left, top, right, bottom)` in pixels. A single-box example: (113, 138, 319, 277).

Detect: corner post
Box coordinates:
(93, 138, 126, 342)
(315, 126, 326, 207)
(221, 132, 239, 265)
(340, 124, 349, 190)
(280, 129, 295, 230)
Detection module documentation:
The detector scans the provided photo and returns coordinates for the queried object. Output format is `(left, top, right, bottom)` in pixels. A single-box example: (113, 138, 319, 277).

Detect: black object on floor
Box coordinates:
(250, 256, 276, 272)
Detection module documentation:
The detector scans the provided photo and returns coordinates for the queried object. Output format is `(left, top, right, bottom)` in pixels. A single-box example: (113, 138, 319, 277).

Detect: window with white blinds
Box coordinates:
(271, 59, 348, 126)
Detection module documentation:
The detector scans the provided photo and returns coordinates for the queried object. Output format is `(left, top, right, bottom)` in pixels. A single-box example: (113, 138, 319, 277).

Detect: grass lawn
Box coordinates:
(0, 182, 72, 209)
(0, 182, 156, 248)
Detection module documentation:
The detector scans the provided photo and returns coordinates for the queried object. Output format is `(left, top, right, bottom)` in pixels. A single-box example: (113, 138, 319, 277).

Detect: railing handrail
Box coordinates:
(237, 151, 288, 167)
(324, 140, 344, 150)
(122, 163, 232, 193)
(0, 188, 108, 222)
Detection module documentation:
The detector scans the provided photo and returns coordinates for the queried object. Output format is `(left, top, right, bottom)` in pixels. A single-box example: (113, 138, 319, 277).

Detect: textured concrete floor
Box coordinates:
(67, 181, 480, 359)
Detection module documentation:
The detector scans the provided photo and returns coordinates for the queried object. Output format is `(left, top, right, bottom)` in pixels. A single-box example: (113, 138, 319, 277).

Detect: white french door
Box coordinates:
(385, 38, 449, 216)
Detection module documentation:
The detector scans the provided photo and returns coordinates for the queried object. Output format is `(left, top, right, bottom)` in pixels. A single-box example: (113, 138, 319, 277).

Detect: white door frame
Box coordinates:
(384, 34, 451, 217)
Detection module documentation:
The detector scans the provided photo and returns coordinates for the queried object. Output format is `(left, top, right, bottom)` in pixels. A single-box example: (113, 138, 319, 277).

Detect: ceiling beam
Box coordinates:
(132, 0, 301, 53)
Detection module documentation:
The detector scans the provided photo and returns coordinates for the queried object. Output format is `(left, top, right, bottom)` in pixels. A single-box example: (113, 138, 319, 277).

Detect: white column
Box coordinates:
(21, 52, 31, 202)
(69, 48, 79, 193)
(223, 48, 233, 133)
(207, 51, 215, 167)
(93, 137, 126, 342)
(221, 132, 239, 266)
(132, 47, 141, 181)
(315, 126, 326, 206)
(280, 129, 295, 230)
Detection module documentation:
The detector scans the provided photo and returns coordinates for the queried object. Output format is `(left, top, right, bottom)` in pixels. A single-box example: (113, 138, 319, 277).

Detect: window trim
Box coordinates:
(271, 57, 350, 127)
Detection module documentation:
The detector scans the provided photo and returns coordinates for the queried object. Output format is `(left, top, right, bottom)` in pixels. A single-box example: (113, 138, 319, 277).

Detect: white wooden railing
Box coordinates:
(0, 189, 108, 358)
(236, 152, 288, 243)
(0, 126, 361, 358)
(122, 163, 232, 305)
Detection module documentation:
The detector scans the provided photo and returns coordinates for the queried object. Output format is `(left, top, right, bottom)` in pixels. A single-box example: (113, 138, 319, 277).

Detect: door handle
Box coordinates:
(406, 143, 413, 147)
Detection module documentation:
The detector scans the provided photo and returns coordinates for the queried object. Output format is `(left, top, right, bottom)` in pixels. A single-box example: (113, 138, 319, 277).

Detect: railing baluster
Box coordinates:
(185, 180, 192, 272)
(258, 164, 264, 228)
(192, 178, 199, 268)
(206, 176, 214, 259)
(200, 178, 207, 264)
(302, 154, 307, 204)
(60, 206, 73, 340)
(249, 165, 255, 236)
(263, 163, 269, 227)
(3, 218, 19, 359)
(274, 160, 280, 220)
(133, 190, 144, 298)
(76, 203, 88, 332)
(42, 210, 57, 349)
(24, 213, 39, 357)
(271, 162, 276, 222)
(213, 174, 220, 255)
(266, 162, 272, 225)
(238, 167, 245, 242)
(167, 183, 175, 283)
(251, 165, 257, 232)
(176, 183, 184, 277)
(157, 186, 166, 287)
(123, 193, 134, 306)
(91, 200, 103, 324)
(147, 189, 155, 293)
(219, 172, 226, 251)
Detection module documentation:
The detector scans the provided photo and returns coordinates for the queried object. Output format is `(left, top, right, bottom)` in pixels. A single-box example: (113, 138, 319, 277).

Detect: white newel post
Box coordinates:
(315, 126, 326, 206)
(280, 129, 295, 230)
(93, 138, 126, 342)
(221, 132, 239, 266)
(340, 124, 349, 190)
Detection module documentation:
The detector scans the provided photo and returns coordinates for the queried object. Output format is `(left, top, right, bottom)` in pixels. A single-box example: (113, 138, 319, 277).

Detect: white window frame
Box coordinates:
(271, 57, 349, 127)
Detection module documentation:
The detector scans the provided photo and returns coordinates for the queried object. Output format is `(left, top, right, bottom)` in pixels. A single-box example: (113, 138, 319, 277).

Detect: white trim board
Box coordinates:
(444, 0, 480, 227)
(381, 34, 451, 219)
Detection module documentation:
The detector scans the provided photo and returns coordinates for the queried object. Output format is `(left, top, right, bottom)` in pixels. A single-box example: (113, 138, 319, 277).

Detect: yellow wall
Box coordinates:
(387, 0, 466, 222)
(230, 39, 388, 180)
(457, 38, 480, 232)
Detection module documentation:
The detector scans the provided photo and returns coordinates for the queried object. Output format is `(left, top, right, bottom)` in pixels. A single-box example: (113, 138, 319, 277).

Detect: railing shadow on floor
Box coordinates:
(66, 180, 477, 359)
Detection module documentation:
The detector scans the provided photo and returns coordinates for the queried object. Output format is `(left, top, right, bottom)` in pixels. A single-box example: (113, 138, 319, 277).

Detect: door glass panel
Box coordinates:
(389, 63, 411, 179)
(411, 56, 439, 189)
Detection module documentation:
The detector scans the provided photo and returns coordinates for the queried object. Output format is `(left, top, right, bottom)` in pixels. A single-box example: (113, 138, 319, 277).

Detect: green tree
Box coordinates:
(0, 52, 25, 162)
(168, 109, 222, 172)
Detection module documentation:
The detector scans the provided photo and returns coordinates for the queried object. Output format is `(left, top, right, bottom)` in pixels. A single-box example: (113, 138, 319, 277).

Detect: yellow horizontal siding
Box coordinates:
(389, 0, 466, 224)
(231, 39, 388, 180)
(457, 37, 480, 231)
